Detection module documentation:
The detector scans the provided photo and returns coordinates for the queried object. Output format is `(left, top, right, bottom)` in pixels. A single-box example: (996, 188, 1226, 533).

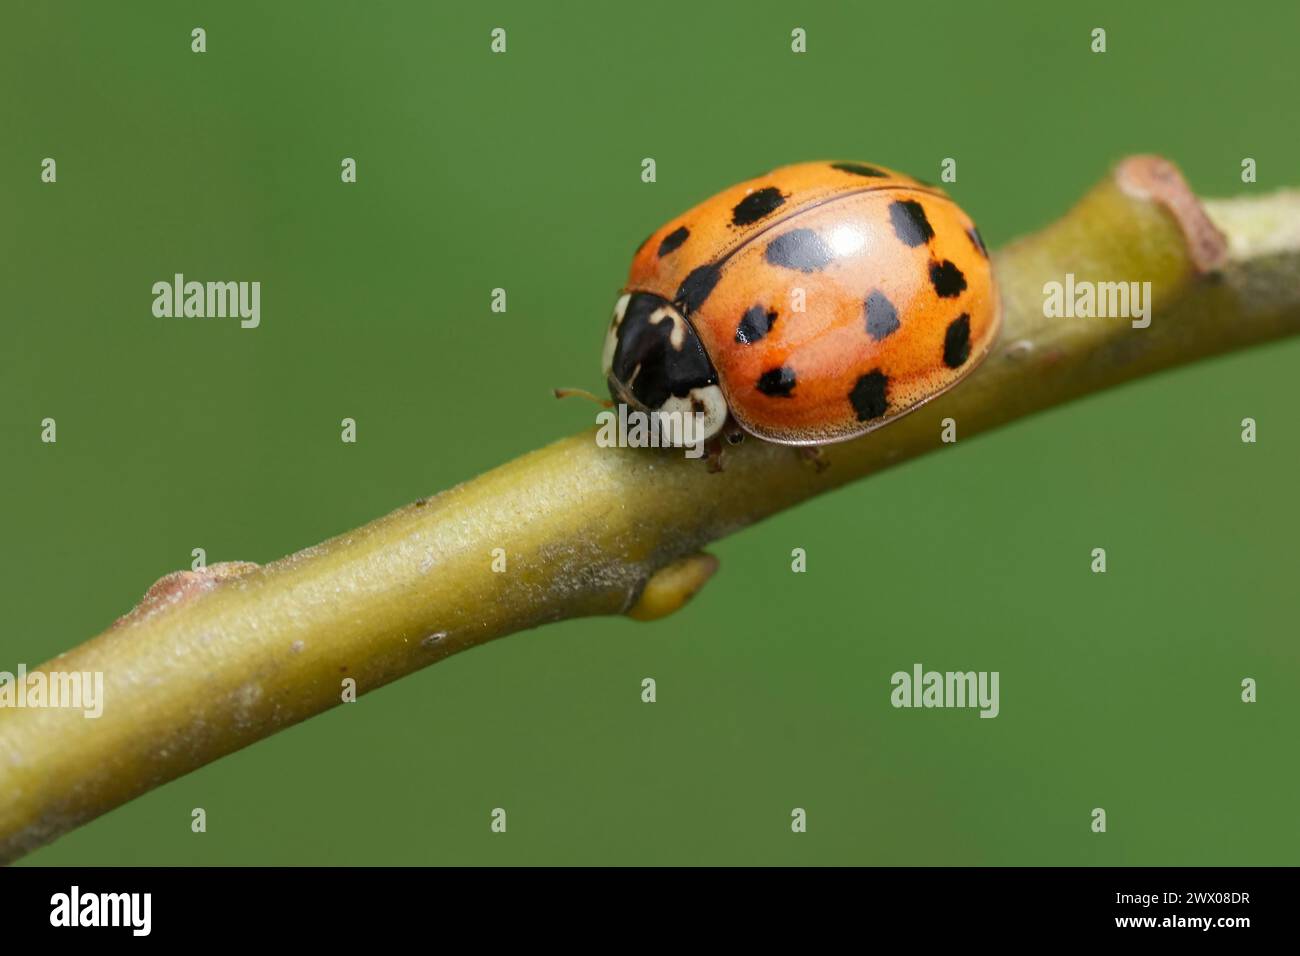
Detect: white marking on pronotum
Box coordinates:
(613, 293, 631, 324)
(648, 306, 687, 350)
(601, 293, 632, 376)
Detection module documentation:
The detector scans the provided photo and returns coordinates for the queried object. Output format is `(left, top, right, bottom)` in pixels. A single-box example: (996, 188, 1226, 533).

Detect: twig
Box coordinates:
(2, 156, 1298, 864)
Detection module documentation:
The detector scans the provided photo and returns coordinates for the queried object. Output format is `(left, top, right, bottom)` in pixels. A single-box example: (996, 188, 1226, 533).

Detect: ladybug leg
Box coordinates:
(796, 445, 830, 474)
(704, 419, 746, 471)
(704, 435, 726, 473)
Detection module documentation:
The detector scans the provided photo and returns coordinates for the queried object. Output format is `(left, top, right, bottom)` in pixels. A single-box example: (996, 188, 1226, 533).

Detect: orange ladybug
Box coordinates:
(603, 161, 1000, 447)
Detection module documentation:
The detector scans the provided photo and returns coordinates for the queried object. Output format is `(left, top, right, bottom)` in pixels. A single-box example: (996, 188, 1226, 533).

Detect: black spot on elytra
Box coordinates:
(967, 226, 988, 258)
(756, 366, 797, 398)
(657, 225, 690, 258)
(831, 162, 888, 178)
(943, 314, 972, 368)
(849, 370, 889, 421)
(731, 187, 786, 226)
(609, 293, 718, 410)
(864, 290, 900, 341)
(765, 229, 833, 272)
(889, 200, 934, 248)
(929, 259, 967, 298)
(736, 305, 777, 344)
(675, 262, 722, 314)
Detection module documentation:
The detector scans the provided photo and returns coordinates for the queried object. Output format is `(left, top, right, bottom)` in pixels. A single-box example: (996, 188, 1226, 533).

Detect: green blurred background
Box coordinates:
(3, 0, 1297, 865)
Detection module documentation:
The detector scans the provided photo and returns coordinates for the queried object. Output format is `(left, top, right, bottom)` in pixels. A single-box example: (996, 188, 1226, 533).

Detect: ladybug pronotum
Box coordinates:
(603, 161, 1000, 446)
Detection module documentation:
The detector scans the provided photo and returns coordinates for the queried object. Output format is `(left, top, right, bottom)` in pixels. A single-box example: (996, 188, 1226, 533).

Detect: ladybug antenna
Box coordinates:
(553, 387, 614, 409)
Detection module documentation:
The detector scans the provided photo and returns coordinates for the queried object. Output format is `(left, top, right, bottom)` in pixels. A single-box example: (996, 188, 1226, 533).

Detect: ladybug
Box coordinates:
(602, 161, 1000, 448)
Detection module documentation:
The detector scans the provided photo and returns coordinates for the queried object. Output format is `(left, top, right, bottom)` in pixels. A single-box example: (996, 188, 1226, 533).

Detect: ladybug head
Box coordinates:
(603, 291, 728, 444)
